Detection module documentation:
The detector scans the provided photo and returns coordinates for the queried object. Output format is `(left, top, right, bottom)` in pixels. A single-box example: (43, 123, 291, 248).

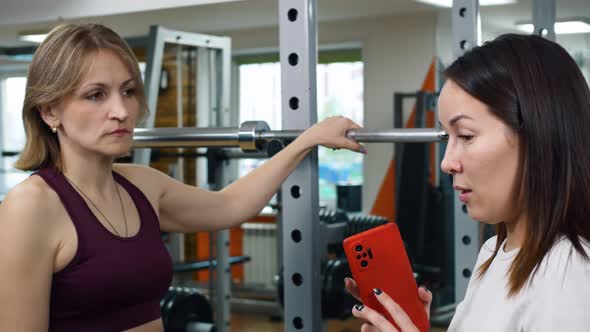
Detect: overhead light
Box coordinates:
(18, 30, 49, 43)
(516, 18, 590, 35)
(415, 0, 516, 7)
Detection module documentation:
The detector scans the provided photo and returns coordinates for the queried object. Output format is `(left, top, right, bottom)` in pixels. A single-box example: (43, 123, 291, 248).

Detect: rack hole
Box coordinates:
(288, 53, 299, 66)
(291, 229, 302, 243)
(463, 268, 472, 278)
(291, 185, 301, 198)
(288, 8, 298, 21)
(293, 317, 303, 329)
(292, 273, 303, 286)
(289, 97, 299, 110)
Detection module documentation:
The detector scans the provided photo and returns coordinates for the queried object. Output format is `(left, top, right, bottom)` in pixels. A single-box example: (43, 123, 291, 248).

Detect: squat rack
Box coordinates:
(133, 0, 556, 331)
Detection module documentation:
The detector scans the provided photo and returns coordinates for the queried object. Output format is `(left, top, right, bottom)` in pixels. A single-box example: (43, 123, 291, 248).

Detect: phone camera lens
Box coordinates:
(361, 260, 368, 267)
(355, 245, 363, 252)
(362, 253, 367, 258)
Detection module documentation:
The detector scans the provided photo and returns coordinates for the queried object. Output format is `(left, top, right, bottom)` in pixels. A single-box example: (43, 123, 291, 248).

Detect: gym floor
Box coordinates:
(230, 313, 448, 331)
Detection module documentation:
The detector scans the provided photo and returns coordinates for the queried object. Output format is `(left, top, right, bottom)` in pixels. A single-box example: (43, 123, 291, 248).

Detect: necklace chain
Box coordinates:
(64, 173, 128, 237)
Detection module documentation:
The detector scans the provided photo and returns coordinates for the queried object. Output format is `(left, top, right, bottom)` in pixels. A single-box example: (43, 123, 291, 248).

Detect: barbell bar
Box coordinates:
(133, 120, 447, 151)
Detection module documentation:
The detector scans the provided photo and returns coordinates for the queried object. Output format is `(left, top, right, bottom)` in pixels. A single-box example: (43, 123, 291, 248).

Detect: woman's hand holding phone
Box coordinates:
(344, 278, 432, 332)
(342, 223, 430, 331)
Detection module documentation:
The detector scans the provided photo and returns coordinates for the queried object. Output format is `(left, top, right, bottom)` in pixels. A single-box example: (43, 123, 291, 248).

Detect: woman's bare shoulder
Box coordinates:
(0, 174, 65, 269)
(113, 162, 152, 176)
(113, 163, 167, 196)
(0, 175, 62, 231)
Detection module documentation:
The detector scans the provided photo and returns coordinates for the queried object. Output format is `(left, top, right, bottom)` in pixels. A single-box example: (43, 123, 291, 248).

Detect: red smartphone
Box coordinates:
(343, 222, 429, 332)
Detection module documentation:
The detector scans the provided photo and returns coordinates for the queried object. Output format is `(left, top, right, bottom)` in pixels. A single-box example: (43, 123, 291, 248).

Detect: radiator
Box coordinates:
(241, 222, 278, 290)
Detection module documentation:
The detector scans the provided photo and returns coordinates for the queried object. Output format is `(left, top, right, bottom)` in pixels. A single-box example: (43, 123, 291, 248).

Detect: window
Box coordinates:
(237, 51, 363, 208)
(2, 77, 27, 152)
(0, 76, 28, 189)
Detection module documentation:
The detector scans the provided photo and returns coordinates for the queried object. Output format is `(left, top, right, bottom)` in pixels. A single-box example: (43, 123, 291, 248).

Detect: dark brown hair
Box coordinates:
(444, 34, 590, 296)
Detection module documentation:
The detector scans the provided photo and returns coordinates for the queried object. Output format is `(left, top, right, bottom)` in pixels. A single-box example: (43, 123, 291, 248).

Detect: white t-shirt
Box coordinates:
(448, 235, 590, 332)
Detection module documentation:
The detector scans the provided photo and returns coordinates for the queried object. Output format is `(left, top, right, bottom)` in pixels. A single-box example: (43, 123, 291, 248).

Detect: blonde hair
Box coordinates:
(15, 23, 148, 171)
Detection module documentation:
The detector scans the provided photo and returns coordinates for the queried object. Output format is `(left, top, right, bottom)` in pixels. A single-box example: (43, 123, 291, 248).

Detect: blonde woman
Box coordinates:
(0, 24, 364, 331)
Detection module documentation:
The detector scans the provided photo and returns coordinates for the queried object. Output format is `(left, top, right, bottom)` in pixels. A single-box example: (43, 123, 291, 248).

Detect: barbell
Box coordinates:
(133, 121, 447, 151)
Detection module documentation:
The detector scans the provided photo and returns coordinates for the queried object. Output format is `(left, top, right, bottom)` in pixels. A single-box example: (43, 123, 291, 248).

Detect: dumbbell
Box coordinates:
(161, 287, 215, 332)
(322, 258, 358, 320)
(161, 286, 181, 324)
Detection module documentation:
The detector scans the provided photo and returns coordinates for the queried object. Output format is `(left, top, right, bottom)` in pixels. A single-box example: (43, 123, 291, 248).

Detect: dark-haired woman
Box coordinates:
(346, 34, 590, 332)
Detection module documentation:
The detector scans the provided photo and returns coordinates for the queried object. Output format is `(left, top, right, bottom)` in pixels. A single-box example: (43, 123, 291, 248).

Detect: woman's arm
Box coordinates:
(153, 116, 364, 232)
(0, 182, 57, 331)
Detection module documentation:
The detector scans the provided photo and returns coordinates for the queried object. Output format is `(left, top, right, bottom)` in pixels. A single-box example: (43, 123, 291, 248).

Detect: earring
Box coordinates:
(51, 127, 57, 133)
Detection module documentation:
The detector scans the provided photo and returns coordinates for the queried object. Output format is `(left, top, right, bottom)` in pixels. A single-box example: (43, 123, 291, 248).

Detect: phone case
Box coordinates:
(343, 222, 429, 332)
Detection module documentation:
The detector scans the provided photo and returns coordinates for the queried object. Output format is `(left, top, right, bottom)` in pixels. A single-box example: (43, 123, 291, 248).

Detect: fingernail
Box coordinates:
(373, 288, 382, 295)
(355, 304, 364, 311)
(360, 146, 367, 154)
(420, 285, 430, 293)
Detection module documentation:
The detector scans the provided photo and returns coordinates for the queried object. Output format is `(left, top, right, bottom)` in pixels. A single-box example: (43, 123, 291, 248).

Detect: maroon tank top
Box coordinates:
(35, 168, 173, 332)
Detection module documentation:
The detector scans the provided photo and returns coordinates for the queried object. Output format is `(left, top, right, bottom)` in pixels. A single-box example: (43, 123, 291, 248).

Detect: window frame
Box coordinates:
(234, 47, 364, 208)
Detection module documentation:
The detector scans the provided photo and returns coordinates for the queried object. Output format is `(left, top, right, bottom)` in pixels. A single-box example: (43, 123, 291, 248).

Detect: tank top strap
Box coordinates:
(34, 168, 96, 232)
(34, 168, 97, 258)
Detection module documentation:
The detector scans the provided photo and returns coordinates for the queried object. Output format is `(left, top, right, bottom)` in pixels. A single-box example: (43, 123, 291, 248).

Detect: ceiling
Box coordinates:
(0, 0, 588, 48)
